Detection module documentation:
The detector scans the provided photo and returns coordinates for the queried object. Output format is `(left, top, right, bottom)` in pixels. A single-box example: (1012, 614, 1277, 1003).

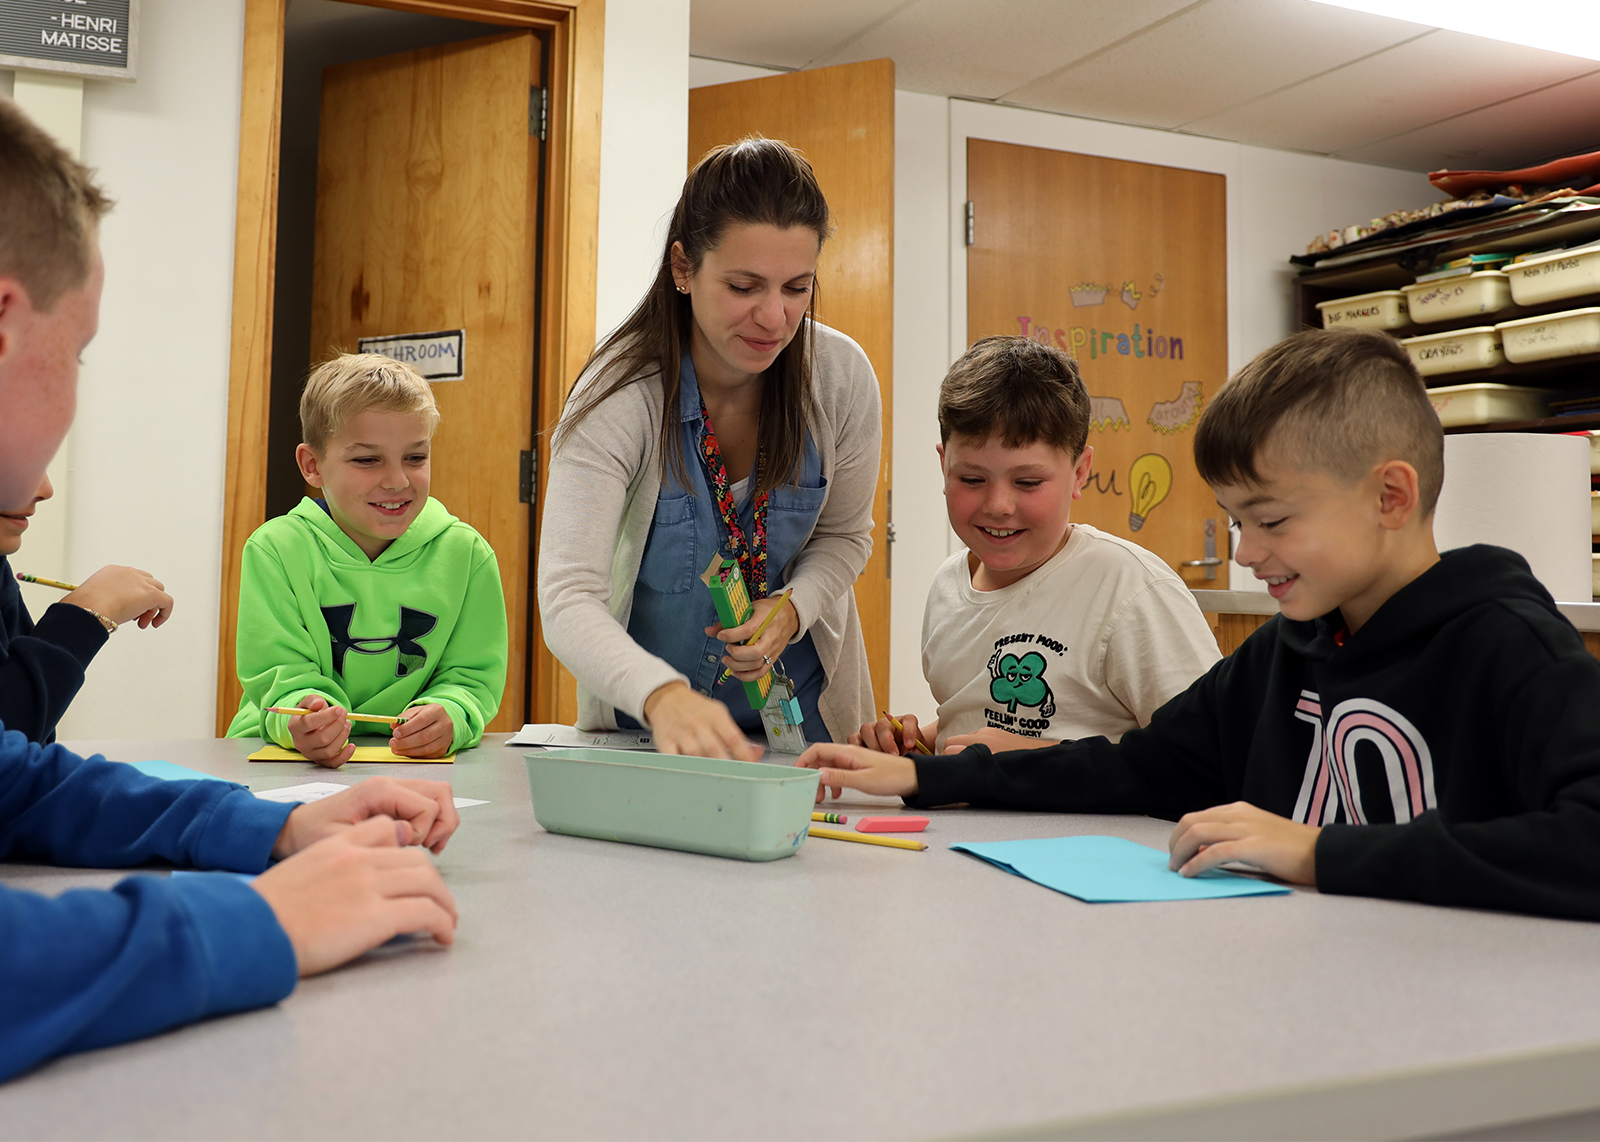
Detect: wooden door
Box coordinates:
(310, 31, 541, 733)
(967, 139, 1228, 584)
(688, 59, 895, 710)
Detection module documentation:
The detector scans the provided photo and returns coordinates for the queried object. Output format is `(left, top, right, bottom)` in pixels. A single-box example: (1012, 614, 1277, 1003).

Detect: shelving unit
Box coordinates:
(1294, 202, 1600, 436)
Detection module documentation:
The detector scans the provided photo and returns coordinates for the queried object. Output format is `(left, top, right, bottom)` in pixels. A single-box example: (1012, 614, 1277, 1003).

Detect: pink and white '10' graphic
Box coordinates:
(1290, 693, 1439, 825)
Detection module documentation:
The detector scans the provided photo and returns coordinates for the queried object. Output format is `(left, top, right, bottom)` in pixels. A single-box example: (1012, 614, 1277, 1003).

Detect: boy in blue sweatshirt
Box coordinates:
(802, 329, 1600, 921)
(0, 97, 460, 1081)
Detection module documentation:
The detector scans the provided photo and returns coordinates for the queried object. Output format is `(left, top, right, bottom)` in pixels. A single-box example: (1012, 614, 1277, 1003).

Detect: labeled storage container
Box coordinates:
(1400, 326, 1503, 376)
(1426, 382, 1552, 428)
(1403, 271, 1513, 323)
(1495, 307, 1600, 363)
(1507, 243, 1600, 306)
(1315, 289, 1409, 331)
(524, 748, 819, 861)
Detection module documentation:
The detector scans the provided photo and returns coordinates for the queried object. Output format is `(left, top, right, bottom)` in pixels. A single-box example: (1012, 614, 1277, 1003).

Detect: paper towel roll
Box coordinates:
(1434, 433, 1591, 602)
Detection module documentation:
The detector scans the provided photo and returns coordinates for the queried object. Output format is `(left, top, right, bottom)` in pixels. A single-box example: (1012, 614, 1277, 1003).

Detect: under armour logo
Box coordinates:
(322, 603, 438, 677)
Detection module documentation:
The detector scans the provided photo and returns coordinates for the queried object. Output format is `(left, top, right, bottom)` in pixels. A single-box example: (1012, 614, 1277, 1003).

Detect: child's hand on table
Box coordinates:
(708, 593, 797, 682)
(63, 564, 174, 629)
(1167, 801, 1320, 885)
(270, 774, 461, 857)
(942, 727, 1055, 754)
(390, 703, 453, 758)
(253, 815, 457, 977)
(850, 712, 934, 755)
(797, 742, 918, 802)
(287, 694, 355, 768)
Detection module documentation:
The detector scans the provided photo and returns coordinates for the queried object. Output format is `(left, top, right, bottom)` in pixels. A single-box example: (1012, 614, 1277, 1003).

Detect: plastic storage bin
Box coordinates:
(1495, 307, 1600, 363)
(1400, 326, 1503, 376)
(1403, 271, 1513, 323)
(1507, 243, 1600, 306)
(1315, 289, 1410, 331)
(1426, 383, 1552, 428)
(524, 748, 819, 861)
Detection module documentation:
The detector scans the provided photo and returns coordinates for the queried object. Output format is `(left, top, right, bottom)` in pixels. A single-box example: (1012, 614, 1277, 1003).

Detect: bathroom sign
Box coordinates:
(358, 328, 465, 382)
(0, 0, 137, 80)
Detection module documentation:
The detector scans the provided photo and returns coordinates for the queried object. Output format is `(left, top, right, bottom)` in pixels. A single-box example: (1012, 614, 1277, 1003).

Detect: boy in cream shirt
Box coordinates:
(858, 337, 1218, 755)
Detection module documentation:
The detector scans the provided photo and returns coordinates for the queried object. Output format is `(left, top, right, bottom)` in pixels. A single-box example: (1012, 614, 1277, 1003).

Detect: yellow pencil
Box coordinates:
(808, 825, 926, 851)
(812, 811, 847, 824)
(266, 706, 406, 726)
(718, 588, 795, 684)
(15, 572, 78, 592)
(882, 710, 933, 755)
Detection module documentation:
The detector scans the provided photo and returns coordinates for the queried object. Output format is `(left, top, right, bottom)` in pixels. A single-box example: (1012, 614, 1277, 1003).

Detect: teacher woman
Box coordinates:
(538, 137, 880, 760)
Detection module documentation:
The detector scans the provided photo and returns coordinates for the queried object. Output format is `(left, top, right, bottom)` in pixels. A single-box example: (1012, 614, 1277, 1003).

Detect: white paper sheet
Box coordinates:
(506, 723, 656, 750)
(254, 781, 487, 808)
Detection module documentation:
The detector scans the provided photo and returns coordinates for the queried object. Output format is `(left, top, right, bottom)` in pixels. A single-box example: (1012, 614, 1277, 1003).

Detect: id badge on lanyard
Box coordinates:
(759, 667, 808, 755)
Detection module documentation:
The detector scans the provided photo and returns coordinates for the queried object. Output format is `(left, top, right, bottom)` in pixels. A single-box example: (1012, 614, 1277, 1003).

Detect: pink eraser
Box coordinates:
(855, 816, 929, 833)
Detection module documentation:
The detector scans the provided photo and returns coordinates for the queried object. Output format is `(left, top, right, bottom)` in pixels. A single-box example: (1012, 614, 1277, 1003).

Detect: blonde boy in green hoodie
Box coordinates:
(227, 353, 507, 767)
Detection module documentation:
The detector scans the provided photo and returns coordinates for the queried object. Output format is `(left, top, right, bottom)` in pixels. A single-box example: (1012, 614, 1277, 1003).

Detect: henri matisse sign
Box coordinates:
(0, 0, 137, 80)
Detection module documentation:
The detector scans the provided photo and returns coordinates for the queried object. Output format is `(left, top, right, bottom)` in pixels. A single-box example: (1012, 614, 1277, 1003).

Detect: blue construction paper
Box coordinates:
(950, 835, 1291, 903)
(170, 870, 256, 884)
(128, 759, 230, 784)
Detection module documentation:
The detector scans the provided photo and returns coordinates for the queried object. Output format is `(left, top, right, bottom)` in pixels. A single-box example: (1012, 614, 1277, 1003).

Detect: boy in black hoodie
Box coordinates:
(800, 328, 1600, 921)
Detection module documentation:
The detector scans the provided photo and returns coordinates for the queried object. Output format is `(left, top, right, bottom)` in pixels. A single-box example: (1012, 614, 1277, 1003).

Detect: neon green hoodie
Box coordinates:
(226, 496, 507, 752)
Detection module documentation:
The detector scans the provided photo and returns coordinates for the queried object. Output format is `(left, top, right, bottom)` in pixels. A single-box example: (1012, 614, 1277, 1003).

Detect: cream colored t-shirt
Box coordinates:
(922, 524, 1221, 748)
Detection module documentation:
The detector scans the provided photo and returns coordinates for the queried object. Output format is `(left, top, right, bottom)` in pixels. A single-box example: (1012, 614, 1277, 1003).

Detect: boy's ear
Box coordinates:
(295, 443, 326, 488)
(1070, 444, 1095, 501)
(935, 441, 945, 468)
(1374, 459, 1422, 530)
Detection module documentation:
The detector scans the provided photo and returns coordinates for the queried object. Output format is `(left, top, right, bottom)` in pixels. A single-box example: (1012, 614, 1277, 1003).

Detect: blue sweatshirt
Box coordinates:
(0, 554, 109, 744)
(0, 724, 300, 1081)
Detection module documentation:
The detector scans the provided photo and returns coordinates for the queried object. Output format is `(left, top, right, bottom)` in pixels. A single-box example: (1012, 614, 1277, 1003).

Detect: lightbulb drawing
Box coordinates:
(1127, 453, 1173, 532)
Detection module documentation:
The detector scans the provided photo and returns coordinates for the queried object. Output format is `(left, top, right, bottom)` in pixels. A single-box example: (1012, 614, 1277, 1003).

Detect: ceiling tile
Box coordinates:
(809, 0, 1197, 99)
(1184, 29, 1598, 156)
(1333, 68, 1600, 172)
(688, 0, 911, 70)
(1003, 0, 1429, 129)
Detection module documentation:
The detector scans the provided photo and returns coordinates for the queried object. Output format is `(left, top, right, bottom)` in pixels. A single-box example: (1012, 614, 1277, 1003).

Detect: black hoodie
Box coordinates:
(910, 545, 1600, 921)
(0, 555, 108, 744)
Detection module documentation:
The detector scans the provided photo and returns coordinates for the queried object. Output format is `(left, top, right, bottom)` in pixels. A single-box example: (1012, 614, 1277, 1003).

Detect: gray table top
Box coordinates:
(3, 735, 1600, 1141)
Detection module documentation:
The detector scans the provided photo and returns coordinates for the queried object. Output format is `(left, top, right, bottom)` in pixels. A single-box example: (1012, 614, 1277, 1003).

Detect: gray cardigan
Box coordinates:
(537, 322, 881, 743)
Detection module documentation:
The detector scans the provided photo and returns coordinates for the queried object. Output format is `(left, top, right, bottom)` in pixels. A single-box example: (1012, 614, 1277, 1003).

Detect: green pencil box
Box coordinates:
(524, 748, 819, 861)
(701, 553, 771, 709)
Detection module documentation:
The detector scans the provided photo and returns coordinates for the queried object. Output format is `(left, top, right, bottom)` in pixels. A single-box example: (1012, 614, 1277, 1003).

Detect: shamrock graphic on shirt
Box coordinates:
(989, 651, 1057, 719)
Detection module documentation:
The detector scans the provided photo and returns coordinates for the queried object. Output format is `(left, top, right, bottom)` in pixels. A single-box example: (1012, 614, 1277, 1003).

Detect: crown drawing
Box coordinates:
(1069, 282, 1109, 307)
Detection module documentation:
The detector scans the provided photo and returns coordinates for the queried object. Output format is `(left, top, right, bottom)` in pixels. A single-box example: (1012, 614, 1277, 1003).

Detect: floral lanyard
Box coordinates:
(697, 397, 768, 599)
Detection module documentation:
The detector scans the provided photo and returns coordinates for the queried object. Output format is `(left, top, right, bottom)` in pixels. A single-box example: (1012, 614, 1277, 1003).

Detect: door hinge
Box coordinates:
(519, 448, 537, 504)
(529, 86, 548, 140)
(964, 200, 975, 247)
(885, 488, 894, 580)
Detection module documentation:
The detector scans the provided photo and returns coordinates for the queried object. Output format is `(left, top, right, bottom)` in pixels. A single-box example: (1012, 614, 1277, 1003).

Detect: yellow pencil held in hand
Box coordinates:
(15, 572, 79, 592)
(717, 588, 795, 684)
(265, 706, 407, 726)
(882, 710, 933, 755)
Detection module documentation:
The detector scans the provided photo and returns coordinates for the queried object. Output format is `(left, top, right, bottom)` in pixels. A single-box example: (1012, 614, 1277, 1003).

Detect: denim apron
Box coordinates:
(617, 356, 831, 741)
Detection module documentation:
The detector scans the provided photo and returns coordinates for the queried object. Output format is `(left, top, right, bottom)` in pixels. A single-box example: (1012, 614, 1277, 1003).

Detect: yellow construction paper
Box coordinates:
(248, 745, 455, 764)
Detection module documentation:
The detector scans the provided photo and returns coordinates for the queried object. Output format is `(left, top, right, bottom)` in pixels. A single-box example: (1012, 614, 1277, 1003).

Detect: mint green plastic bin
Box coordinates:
(523, 749, 820, 861)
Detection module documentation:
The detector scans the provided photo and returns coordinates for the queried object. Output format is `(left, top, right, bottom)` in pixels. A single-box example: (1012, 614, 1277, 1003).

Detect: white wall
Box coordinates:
(8, 0, 249, 741)
(595, 0, 691, 341)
